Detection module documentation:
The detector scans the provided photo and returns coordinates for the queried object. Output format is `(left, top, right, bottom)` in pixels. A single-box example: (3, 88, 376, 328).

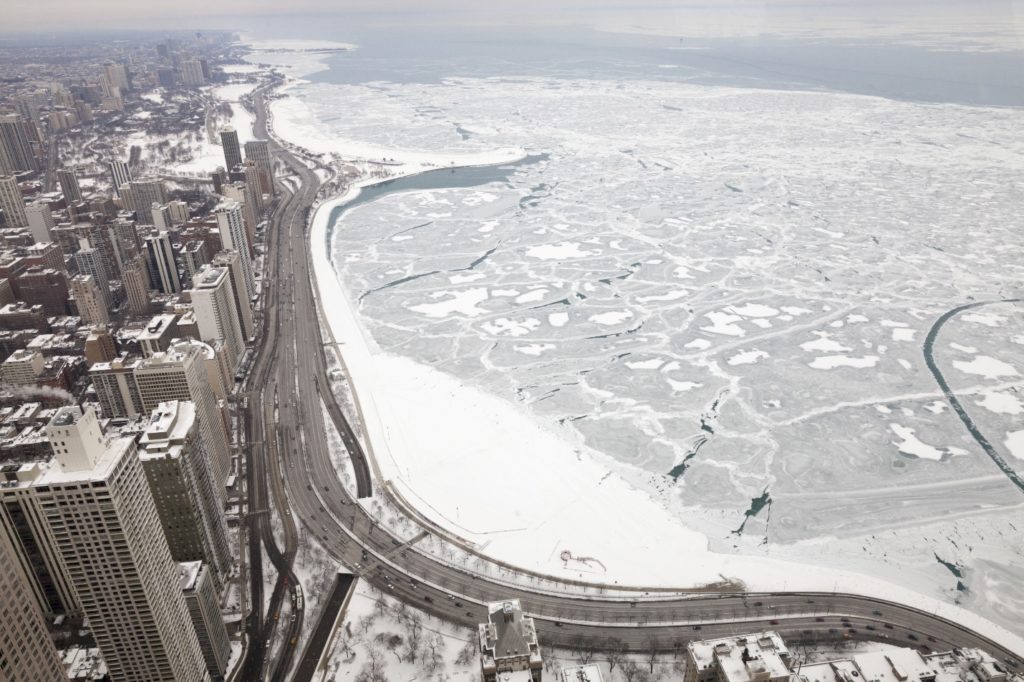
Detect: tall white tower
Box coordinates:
(37, 405, 209, 682)
(190, 266, 246, 372)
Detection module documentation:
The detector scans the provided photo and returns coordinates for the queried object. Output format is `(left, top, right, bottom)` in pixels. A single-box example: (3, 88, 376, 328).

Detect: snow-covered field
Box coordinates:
(258, 43, 1024, 649)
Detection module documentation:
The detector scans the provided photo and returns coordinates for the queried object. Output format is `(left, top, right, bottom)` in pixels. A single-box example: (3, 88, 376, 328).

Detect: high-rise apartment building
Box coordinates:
(72, 242, 111, 307)
(102, 61, 131, 92)
(0, 174, 28, 228)
(221, 183, 257, 250)
(219, 127, 242, 171)
(190, 266, 246, 372)
(145, 230, 182, 294)
(242, 162, 265, 215)
(181, 561, 231, 681)
(25, 201, 54, 243)
(179, 60, 206, 87)
(0, 113, 38, 173)
(139, 401, 231, 587)
(90, 353, 145, 418)
(36, 406, 209, 682)
(57, 168, 83, 204)
(71, 274, 110, 325)
(244, 139, 275, 194)
(135, 342, 231, 495)
(122, 253, 152, 316)
(0, 518, 66, 681)
(212, 250, 255, 340)
(0, 462, 78, 619)
(120, 179, 167, 219)
(214, 200, 254, 299)
(109, 160, 132, 196)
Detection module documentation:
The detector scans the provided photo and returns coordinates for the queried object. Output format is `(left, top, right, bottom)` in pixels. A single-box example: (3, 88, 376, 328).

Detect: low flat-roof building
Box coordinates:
(684, 632, 793, 682)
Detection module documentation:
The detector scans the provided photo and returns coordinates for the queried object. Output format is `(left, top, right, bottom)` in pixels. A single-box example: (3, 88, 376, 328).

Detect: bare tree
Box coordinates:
(356, 644, 389, 682)
(455, 639, 477, 667)
(569, 635, 594, 664)
(645, 638, 660, 673)
(622, 660, 642, 682)
(402, 614, 423, 663)
(424, 633, 446, 674)
(605, 638, 627, 672)
(373, 593, 389, 617)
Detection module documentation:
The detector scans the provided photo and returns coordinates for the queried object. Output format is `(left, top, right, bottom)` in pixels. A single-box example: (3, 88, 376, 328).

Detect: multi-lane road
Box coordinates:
(239, 84, 1023, 680)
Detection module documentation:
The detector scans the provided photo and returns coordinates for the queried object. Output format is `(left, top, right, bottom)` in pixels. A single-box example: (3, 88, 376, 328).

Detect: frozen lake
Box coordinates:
(253, 25, 1024, 638)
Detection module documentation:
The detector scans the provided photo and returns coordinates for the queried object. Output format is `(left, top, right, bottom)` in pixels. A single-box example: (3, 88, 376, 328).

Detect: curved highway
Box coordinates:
(245, 84, 1024, 671)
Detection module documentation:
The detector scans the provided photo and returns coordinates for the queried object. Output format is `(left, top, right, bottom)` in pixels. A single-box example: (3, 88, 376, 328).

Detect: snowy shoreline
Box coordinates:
(243, 42, 1024, 655)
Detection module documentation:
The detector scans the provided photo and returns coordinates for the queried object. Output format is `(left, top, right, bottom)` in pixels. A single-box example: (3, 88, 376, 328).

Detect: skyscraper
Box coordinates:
(181, 561, 231, 681)
(0, 462, 78, 619)
(0, 113, 38, 173)
(220, 126, 242, 171)
(73, 242, 111, 307)
(0, 519, 66, 682)
(57, 167, 83, 204)
(214, 200, 254, 299)
(244, 139, 275, 194)
(70, 274, 110, 325)
(179, 60, 206, 87)
(89, 354, 145, 418)
(222, 182, 257, 249)
(144, 230, 182, 294)
(139, 401, 231, 588)
(109, 160, 132, 196)
(102, 61, 130, 92)
(122, 253, 152, 316)
(135, 342, 231, 496)
(212, 250, 255, 340)
(36, 405, 209, 682)
(25, 202, 54, 243)
(190, 266, 246, 372)
(0, 174, 28, 228)
(120, 178, 167, 218)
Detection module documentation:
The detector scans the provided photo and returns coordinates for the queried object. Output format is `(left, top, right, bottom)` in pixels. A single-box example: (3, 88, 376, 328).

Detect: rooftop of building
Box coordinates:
(483, 600, 540, 662)
(179, 560, 202, 591)
(689, 632, 792, 682)
(139, 400, 194, 451)
(37, 433, 132, 486)
(138, 313, 177, 341)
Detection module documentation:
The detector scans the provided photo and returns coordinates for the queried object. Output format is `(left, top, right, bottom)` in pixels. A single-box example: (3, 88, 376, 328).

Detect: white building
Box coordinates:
(684, 632, 793, 682)
(212, 250, 255, 340)
(25, 202, 54, 243)
(2, 348, 44, 386)
(37, 405, 210, 682)
(215, 200, 255, 299)
(190, 266, 246, 372)
(71, 274, 110, 325)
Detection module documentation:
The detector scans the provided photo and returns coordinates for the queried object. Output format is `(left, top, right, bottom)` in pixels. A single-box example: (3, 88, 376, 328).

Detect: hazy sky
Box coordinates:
(4, 0, 1023, 41)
